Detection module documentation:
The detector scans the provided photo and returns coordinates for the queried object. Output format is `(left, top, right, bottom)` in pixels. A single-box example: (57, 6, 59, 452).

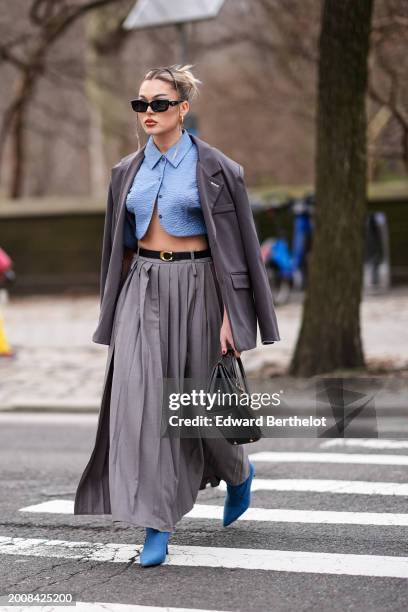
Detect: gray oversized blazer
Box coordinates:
(92, 132, 280, 352)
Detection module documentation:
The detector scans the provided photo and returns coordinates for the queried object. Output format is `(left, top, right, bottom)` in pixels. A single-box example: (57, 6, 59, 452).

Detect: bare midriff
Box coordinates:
(138, 198, 209, 252)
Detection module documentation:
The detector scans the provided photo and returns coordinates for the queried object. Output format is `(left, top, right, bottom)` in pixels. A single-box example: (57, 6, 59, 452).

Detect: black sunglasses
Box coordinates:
(130, 98, 183, 113)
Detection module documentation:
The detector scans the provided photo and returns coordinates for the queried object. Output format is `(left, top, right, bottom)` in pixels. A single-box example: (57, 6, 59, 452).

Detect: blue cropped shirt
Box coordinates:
(124, 128, 207, 249)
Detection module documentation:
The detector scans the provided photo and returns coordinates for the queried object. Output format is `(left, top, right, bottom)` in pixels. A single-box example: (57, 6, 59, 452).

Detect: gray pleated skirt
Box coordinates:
(108, 250, 250, 533)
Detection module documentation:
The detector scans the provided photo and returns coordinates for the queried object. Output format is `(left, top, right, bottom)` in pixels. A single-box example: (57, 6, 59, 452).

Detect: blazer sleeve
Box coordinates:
(98, 178, 115, 306)
(233, 164, 281, 344)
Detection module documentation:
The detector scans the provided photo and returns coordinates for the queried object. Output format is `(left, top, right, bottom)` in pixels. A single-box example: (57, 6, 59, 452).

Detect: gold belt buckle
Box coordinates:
(160, 250, 174, 261)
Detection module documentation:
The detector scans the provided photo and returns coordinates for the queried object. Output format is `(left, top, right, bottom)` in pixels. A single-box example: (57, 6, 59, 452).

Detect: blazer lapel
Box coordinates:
(113, 148, 145, 223)
(111, 147, 145, 250)
(190, 132, 225, 240)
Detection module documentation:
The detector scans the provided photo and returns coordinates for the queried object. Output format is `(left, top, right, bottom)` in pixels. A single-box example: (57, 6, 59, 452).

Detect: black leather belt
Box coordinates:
(138, 247, 212, 261)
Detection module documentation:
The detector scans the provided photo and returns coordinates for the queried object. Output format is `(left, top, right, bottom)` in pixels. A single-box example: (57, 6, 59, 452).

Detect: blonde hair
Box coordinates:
(144, 64, 201, 102)
(135, 64, 202, 149)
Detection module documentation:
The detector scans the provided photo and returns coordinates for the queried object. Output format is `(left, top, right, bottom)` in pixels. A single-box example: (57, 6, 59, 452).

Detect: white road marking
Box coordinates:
(0, 412, 97, 425)
(1, 536, 408, 578)
(320, 438, 408, 450)
(186, 505, 408, 526)
(19, 478, 408, 517)
(0, 604, 223, 612)
(75, 605, 225, 612)
(242, 478, 408, 496)
(20, 500, 74, 513)
(19, 500, 408, 526)
(248, 451, 408, 465)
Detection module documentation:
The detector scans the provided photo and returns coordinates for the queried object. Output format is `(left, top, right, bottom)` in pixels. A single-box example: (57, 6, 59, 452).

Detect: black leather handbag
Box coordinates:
(206, 348, 262, 445)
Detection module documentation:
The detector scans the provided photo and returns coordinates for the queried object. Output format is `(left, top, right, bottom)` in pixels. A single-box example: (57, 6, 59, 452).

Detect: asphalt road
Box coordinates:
(0, 412, 408, 612)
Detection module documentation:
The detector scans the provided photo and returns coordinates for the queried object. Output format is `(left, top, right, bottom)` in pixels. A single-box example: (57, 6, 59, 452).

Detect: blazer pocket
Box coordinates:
(212, 200, 235, 214)
(230, 271, 251, 289)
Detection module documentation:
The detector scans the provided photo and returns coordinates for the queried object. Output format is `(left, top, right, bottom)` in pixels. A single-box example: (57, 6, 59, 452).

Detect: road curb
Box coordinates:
(0, 400, 99, 413)
(0, 400, 406, 417)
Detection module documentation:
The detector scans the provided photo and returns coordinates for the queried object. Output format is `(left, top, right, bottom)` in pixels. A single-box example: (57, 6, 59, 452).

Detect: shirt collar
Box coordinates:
(144, 128, 193, 169)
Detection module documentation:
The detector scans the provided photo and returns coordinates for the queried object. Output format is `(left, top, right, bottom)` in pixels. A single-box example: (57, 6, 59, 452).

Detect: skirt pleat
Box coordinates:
(107, 252, 250, 532)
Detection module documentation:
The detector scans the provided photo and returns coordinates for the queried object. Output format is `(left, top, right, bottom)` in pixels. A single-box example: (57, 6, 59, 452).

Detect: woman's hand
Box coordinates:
(220, 307, 241, 358)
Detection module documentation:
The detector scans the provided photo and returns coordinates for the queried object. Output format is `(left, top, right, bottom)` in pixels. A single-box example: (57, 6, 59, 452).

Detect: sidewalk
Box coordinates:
(0, 288, 407, 412)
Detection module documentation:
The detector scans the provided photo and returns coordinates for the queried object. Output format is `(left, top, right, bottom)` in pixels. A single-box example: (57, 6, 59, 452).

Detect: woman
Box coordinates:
(74, 64, 280, 567)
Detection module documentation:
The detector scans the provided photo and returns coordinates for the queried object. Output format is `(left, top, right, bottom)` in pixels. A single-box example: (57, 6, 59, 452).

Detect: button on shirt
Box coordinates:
(124, 128, 207, 248)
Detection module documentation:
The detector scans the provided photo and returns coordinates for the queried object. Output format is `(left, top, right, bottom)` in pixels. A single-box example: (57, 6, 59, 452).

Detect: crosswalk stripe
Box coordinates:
(75, 605, 224, 612)
(20, 500, 74, 513)
(320, 439, 408, 450)
(186, 505, 408, 526)
(19, 473, 408, 521)
(249, 451, 408, 465)
(0, 603, 223, 612)
(19, 477, 408, 508)
(1, 536, 408, 578)
(228, 478, 408, 496)
(0, 412, 97, 425)
(18, 500, 408, 526)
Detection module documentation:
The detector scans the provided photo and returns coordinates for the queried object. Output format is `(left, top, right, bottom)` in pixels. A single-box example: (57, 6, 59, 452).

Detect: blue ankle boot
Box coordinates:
(139, 527, 171, 567)
(223, 462, 255, 527)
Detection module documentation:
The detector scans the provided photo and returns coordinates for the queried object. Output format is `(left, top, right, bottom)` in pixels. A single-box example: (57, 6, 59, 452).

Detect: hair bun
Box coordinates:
(144, 64, 202, 102)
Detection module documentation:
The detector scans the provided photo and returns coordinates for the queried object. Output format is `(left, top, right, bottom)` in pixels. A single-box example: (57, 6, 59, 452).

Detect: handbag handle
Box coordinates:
(224, 348, 250, 395)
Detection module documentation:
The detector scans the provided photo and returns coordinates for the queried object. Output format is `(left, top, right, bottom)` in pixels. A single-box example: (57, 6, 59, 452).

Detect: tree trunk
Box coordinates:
(9, 72, 35, 199)
(289, 0, 374, 376)
(0, 0, 119, 198)
(85, 2, 134, 197)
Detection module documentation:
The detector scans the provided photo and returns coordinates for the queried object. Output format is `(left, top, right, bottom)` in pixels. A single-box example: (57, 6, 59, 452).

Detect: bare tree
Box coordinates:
(369, 0, 408, 174)
(253, 0, 407, 178)
(0, 0, 120, 198)
(85, 0, 137, 195)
